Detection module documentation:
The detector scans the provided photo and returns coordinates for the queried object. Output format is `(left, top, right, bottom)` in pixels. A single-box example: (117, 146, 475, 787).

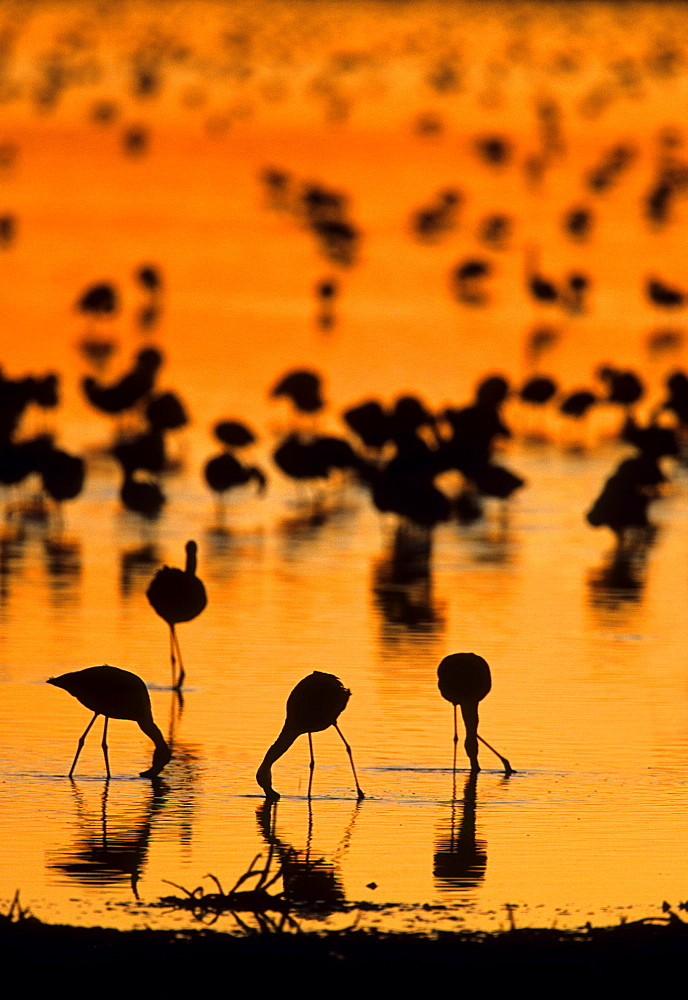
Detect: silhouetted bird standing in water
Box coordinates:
(519, 375, 558, 437)
(48, 665, 171, 779)
(525, 326, 559, 365)
(135, 263, 163, 331)
(204, 453, 266, 499)
(77, 282, 119, 326)
(146, 540, 207, 690)
(411, 188, 462, 242)
(450, 258, 491, 306)
(437, 653, 513, 775)
(120, 471, 165, 519)
(562, 205, 593, 242)
(203, 418, 266, 508)
(256, 671, 365, 802)
(315, 278, 339, 331)
(82, 347, 163, 421)
(646, 277, 686, 308)
(525, 248, 558, 303)
(598, 366, 645, 415)
(271, 369, 324, 414)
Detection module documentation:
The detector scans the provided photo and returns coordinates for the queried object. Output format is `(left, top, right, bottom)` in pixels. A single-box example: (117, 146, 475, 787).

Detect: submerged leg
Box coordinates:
(334, 723, 365, 801)
(169, 625, 177, 688)
(307, 731, 315, 799)
(69, 712, 99, 777)
(171, 625, 185, 690)
(101, 716, 111, 779)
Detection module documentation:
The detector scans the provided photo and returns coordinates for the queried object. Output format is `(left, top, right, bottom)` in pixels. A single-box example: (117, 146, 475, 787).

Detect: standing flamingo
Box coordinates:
(256, 671, 365, 802)
(146, 540, 207, 690)
(437, 653, 514, 775)
(48, 664, 171, 779)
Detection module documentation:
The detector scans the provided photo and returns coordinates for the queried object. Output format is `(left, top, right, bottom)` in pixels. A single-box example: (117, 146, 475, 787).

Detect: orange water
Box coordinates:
(2, 0, 688, 935)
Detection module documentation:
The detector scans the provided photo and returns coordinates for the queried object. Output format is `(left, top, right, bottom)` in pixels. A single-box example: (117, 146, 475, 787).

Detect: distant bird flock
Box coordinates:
(3, 0, 688, 795)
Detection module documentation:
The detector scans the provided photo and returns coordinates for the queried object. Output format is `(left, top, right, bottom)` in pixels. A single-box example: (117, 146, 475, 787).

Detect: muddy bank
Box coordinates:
(2, 910, 685, 990)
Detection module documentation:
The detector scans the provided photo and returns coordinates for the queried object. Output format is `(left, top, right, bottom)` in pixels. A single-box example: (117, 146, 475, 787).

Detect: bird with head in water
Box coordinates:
(437, 652, 513, 776)
(146, 540, 207, 691)
(256, 671, 365, 802)
(48, 664, 171, 779)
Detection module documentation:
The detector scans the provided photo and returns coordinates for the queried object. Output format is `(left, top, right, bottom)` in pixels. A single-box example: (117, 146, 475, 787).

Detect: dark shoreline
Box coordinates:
(2, 910, 686, 990)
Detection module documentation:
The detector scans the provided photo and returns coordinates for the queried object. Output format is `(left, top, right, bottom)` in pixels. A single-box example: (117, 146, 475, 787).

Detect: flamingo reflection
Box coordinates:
(256, 800, 356, 908)
(433, 771, 487, 892)
(48, 776, 167, 898)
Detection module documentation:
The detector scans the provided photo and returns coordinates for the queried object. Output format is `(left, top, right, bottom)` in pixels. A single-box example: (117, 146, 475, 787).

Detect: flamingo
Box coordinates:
(146, 540, 207, 690)
(256, 671, 364, 802)
(48, 664, 171, 779)
(437, 653, 514, 775)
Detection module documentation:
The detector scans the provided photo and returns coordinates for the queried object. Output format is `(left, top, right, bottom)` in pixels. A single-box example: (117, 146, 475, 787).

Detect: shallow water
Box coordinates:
(2, 0, 688, 936)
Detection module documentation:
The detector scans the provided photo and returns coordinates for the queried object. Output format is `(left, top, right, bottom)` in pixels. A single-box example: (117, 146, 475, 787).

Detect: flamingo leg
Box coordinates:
(460, 702, 480, 772)
(171, 625, 185, 690)
(333, 723, 365, 800)
(169, 625, 177, 688)
(477, 734, 515, 776)
(452, 704, 458, 774)
(101, 716, 111, 779)
(69, 712, 99, 777)
(307, 731, 315, 799)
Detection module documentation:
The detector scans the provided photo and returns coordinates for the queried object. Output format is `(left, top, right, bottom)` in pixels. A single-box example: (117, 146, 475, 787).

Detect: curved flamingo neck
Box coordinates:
(256, 722, 299, 798)
(137, 717, 171, 777)
(185, 541, 197, 576)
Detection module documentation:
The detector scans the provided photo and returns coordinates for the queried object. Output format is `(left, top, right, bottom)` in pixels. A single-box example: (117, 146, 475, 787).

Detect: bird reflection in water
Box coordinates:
(278, 502, 330, 552)
(586, 418, 676, 609)
(43, 535, 81, 608)
(586, 529, 656, 610)
(203, 528, 266, 591)
(371, 522, 446, 640)
(433, 771, 487, 893)
(0, 525, 27, 605)
(157, 691, 201, 847)
(119, 543, 160, 598)
(277, 495, 355, 562)
(459, 511, 517, 567)
(47, 775, 168, 898)
(257, 798, 360, 910)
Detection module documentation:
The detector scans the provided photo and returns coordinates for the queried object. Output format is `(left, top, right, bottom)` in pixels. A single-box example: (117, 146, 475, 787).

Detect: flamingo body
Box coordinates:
(48, 664, 170, 778)
(146, 540, 207, 627)
(256, 671, 364, 802)
(438, 653, 492, 771)
(438, 652, 492, 706)
(146, 540, 207, 689)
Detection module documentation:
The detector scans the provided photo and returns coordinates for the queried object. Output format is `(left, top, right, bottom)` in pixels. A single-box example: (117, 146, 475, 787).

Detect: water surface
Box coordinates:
(1, 0, 688, 935)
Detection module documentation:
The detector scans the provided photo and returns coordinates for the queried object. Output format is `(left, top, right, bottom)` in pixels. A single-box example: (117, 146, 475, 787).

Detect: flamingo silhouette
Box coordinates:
(146, 540, 207, 690)
(48, 664, 171, 779)
(256, 671, 365, 802)
(437, 653, 514, 775)
(525, 248, 558, 303)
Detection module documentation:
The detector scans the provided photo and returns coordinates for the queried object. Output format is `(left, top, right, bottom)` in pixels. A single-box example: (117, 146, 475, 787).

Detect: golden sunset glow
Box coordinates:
(2, 0, 688, 940)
